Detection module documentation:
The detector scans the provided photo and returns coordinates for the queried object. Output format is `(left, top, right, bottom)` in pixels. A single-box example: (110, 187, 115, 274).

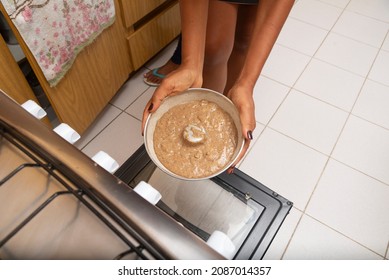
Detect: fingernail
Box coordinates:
(247, 130, 253, 140)
(148, 103, 154, 112)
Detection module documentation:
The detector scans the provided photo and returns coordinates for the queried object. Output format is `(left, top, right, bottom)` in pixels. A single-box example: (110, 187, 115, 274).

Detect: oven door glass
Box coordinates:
(118, 146, 292, 260)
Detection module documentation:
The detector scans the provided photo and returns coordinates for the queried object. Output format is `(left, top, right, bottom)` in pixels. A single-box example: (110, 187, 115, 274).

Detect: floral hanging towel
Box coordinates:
(1, 0, 116, 87)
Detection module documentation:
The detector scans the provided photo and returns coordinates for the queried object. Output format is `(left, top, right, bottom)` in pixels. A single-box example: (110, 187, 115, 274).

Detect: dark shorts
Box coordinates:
(220, 0, 258, 4)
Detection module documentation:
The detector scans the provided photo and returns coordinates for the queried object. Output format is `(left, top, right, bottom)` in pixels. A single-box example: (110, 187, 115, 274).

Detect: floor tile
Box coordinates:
(277, 17, 328, 56)
(315, 33, 379, 76)
(319, 0, 350, 9)
(352, 79, 389, 130)
(75, 104, 121, 150)
(110, 69, 150, 110)
(368, 50, 389, 86)
(125, 87, 154, 121)
(347, 0, 389, 23)
(332, 115, 389, 184)
(306, 159, 389, 256)
(253, 76, 290, 125)
(269, 90, 348, 154)
(81, 112, 143, 166)
(283, 215, 382, 259)
(262, 44, 311, 87)
(290, 0, 343, 30)
(263, 207, 302, 260)
(295, 59, 364, 111)
(239, 128, 328, 211)
(382, 34, 389, 51)
(332, 10, 389, 48)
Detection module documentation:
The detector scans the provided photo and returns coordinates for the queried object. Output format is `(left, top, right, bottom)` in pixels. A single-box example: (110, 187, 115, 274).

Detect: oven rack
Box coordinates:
(0, 90, 223, 260)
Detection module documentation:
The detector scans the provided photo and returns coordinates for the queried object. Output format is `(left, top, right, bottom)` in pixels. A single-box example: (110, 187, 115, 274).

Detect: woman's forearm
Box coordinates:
(179, 0, 209, 74)
(237, 0, 295, 89)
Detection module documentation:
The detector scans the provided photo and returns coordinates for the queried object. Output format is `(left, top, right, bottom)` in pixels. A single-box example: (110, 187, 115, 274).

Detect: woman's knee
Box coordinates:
(233, 32, 252, 53)
(204, 35, 234, 66)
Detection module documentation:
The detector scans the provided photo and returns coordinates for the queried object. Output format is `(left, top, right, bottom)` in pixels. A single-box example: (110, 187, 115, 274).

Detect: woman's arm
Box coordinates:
(227, 0, 294, 171)
(237, 0, 295, 88)
(142, 0, 210, 132)
(179, 0, 209, 78)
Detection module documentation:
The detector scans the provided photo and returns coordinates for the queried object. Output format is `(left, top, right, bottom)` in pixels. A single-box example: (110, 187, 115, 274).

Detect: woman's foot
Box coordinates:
(144, 60, 180, 86)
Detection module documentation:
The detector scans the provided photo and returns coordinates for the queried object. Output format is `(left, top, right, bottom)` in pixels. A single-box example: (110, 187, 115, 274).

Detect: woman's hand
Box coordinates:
(141, 66, 202, 134)
(226, 84, 256, 173)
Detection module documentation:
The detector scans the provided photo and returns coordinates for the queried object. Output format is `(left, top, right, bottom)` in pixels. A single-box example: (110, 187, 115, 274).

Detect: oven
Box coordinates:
(0, 89, 292, 260)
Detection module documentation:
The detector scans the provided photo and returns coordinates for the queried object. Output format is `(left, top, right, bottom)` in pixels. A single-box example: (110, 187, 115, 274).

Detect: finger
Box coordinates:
(141, 79, 176, 132)
(227, 137, 251, 174)
(141, 99, 153, 135)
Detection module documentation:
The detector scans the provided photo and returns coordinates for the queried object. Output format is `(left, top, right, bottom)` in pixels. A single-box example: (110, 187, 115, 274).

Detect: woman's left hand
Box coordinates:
(226, 84, 256, 173)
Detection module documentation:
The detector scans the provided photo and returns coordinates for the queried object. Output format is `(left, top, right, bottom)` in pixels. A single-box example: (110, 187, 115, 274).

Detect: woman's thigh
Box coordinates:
(234, 5, 257, 51)
(204, 0, 238, 64)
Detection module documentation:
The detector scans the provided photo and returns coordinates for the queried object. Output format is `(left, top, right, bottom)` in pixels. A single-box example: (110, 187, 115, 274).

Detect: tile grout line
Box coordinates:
(279, 0, 356, 258)
(284, 5, 389, 259)
(304, 213, 386, 259)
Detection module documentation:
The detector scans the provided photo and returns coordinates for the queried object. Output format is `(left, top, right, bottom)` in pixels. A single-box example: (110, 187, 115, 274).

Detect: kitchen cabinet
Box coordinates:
(0, 0, 131, 134)
(120, 0, 181, 70)
(0, 34, 50, 126)
(0, 0, 180, 134)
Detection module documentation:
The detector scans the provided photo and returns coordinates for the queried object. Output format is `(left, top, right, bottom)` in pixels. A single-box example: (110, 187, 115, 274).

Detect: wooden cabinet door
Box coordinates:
(121, 0, 166, 28)
(1, 0, 132, 134)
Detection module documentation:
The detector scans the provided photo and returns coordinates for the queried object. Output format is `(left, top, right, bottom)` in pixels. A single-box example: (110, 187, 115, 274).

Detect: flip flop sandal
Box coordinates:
(143, 68, 166, 87)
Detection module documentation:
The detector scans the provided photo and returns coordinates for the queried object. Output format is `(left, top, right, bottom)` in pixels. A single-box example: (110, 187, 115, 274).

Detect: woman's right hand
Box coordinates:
(141, 66, 202, 135)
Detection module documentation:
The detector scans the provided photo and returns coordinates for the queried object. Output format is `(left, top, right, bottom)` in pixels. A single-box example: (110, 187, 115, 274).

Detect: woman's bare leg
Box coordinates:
(224, 6, 257, 94)
(202, 1, 238, 93)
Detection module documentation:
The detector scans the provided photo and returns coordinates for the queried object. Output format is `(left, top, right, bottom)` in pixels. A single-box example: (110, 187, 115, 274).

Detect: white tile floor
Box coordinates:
(75, 0, 389, 260)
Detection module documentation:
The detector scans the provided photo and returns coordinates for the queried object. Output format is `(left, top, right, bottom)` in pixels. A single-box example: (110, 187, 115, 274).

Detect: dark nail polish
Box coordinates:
(148, 103, 154, 112)
(247, 130, 253, 140)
